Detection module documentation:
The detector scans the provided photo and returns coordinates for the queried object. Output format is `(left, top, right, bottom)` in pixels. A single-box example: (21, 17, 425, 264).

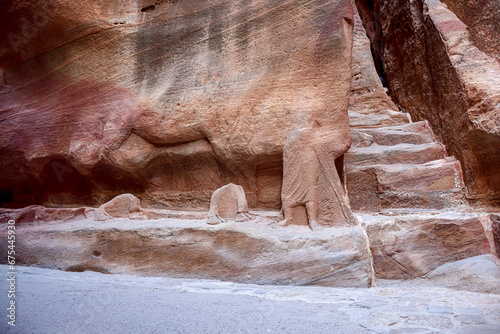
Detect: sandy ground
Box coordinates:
(1, 265, 500, 334)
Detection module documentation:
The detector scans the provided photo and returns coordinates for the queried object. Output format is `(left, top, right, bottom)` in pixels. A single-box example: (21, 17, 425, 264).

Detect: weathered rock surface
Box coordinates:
(0, 0, 356, 214)
(282, 129, 357, 228)
(356, 0, 500, 202)
(0, 205, 91, 224)
(207, 183, 248, 225)
(0, 213, 373, 287)
(349, 5, 399, 116)
(362, 212, 492, 279)
(346, 4, 469, 213)
(94, 193, 144, 221)
(380, 255, 500, 295)
(490, 214, 500, 257)
(440, 0, 500, 61)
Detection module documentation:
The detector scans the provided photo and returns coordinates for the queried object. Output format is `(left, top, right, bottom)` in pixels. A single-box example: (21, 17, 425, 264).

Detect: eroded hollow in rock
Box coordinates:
(39, 159, 95, 206)
(140, 5, 156, 13)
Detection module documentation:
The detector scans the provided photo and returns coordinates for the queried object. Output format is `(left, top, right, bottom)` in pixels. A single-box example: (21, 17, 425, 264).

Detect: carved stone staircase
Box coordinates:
(345, 107, 499, 282)
(342, 7, 500, 283)
(346, 111, 467, 214)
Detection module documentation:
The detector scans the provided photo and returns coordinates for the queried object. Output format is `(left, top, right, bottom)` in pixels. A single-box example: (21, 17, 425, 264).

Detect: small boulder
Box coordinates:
(94, 194, 144, 221)
(207, 184, 248, 225)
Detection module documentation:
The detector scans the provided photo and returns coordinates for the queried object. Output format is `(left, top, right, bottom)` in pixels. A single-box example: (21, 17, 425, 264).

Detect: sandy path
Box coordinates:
(1, 265, 500, 334)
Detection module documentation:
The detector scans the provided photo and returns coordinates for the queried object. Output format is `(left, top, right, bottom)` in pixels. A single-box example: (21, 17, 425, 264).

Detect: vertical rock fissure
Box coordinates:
(354, 0, 389, 92)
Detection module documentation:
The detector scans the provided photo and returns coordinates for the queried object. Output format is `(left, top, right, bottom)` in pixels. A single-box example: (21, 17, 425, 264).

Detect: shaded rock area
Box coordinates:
(356, 0, 500, 202)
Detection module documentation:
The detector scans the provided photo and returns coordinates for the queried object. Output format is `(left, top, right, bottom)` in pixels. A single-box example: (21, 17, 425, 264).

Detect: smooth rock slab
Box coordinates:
(398, 255, 500, 295)
(362, 212, 491, 279)
(0, 213, 373, 287)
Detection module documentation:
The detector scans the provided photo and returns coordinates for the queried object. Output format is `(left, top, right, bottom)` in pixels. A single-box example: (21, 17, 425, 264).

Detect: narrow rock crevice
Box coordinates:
(355, 0, 388, 88)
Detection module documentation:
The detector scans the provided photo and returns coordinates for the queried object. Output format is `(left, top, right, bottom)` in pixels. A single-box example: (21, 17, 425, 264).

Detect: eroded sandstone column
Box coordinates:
(281, 0, 358, 228)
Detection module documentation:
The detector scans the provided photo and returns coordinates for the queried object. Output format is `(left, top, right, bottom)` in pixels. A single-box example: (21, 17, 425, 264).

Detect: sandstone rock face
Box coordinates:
(363, 213, 491, 279)
(380, 255, 500, 295)
(346, 11, 467, 213)
(282, 129, 357, 228)
(0, 0, 356, 214)
(207, 183, 248, 225)
(356, 0, 500, 202)
(2, 213, 373, 287)
(94, 193, 143, 221)
(491, 214, 500, 257)
(0, 205, 90, 224)
(349, 6, 398, 116)
(440, 0, 500, 61)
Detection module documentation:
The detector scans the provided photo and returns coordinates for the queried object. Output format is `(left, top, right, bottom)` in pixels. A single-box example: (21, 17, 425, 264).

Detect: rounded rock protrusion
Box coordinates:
(207, 183, 248, 225)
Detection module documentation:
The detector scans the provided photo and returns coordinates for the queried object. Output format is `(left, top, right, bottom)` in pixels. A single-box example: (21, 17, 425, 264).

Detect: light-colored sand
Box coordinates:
(1, 265, 500, 334)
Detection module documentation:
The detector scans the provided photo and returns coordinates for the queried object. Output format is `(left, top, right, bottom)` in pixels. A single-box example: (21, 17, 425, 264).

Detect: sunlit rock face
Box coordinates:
(356, 0, 500, 203)
(0, 0, 355, 216)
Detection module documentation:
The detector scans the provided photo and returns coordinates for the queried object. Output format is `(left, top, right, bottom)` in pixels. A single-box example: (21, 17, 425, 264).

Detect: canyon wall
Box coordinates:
(440, 0, 500, 61)
(0, 0, 355, 219)
(356, 0, 500, 203)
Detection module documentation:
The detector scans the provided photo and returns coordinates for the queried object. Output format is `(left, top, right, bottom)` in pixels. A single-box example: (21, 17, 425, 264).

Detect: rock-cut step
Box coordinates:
(345, 142, 446, 166)
(351, 121, 436, 147)
(346, 158, 467, 212)
(348, 109, 410, 128)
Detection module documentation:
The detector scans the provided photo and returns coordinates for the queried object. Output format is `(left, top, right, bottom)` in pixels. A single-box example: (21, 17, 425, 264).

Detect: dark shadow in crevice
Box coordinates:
(355, 0, 388, 87)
